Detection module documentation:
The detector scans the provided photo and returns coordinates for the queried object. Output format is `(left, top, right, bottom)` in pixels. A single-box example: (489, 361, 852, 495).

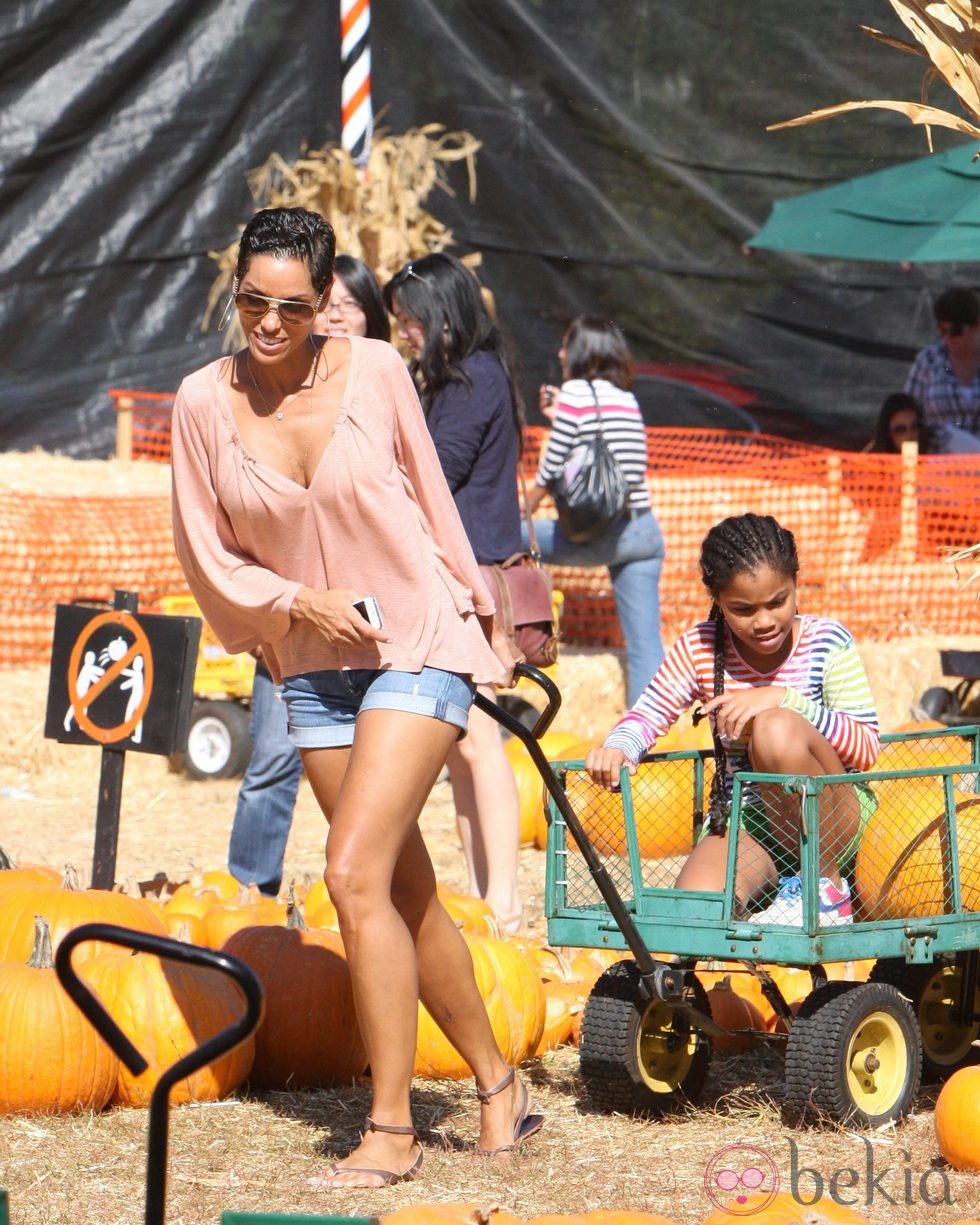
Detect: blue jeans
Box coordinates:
(524, 509, 665, 706)
(228, 664, 303, 897)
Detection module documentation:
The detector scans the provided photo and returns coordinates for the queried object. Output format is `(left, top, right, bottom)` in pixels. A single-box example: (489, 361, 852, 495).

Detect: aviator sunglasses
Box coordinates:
(218, 280, 326, 330)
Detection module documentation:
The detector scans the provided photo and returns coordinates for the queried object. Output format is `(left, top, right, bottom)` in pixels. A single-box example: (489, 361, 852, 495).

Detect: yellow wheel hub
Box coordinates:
(846, 1010, 908, 1112)
(918, 966, 980, 1067)
(636, 998, 697, 1093)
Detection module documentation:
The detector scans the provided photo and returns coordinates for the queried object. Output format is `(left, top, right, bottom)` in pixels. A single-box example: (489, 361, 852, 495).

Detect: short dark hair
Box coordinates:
(383, 252, 523, 432)
(334, 254, 390, 342)
(873, 392, 922, 453)
(235, 207, 336, 294)
(561, 315, 635, 390)
(933, 287, 980, 329)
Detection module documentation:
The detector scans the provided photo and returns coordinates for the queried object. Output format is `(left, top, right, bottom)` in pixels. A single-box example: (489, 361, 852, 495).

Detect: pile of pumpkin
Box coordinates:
(0, 848, 617, 1116)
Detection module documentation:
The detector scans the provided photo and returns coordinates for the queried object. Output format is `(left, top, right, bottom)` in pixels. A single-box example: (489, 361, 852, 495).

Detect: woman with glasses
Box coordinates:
(904, 287, 980, 434)
(171, 208, 540, 1188)
(227, 255, 392, 900)
(383, 252, 526, 934)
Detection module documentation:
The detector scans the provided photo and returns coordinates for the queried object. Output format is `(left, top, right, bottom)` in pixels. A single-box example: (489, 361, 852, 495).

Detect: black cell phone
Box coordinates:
(353, 596, 384, 629)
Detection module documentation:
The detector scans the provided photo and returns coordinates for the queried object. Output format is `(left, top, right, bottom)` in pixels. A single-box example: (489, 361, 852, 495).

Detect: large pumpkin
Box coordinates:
(701, 1191, 871, 1223)
(855, 793, 980, 920)
(0, 865, 167, 964)
(415, 933, 545, 1079)
(704, 976, 764, 1052)
(504, 731, 587, 847)
(0, 916, 119, 1114)
(223, 909, 367, 1089)
(0, 846, 61, 900)
(877, 721, 973, 773)
(935, 1065, 980, 1171)
(558, 758, 699, 860)
(80, 947, 255, 1106)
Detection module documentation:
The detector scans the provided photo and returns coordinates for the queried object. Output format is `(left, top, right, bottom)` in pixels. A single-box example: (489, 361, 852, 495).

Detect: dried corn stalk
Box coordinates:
(204, 123, 482, 348)
(768, 1, 980, 147)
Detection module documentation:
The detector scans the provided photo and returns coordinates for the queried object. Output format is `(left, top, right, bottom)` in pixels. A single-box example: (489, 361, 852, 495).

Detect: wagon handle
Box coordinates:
(56, 923, 264, 1225)
(476, 665, 675, 1006)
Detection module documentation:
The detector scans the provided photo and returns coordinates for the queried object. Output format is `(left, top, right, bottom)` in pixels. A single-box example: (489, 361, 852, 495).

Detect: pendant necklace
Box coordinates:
(245, 342, 324, 481)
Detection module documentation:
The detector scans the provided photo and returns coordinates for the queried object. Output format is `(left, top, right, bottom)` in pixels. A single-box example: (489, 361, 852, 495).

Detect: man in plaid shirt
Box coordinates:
(904, 287, 980, 434)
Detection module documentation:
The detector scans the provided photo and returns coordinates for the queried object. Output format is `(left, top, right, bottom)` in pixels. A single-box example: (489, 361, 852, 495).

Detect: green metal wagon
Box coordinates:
(540, 721, 980, 1128)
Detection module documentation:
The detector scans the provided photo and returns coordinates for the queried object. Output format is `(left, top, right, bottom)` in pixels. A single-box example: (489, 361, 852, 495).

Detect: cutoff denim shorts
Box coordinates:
(280, 666, 476, 749)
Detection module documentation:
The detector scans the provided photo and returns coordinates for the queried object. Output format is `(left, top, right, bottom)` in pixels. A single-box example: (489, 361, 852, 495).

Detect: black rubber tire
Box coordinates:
(869, 955, 980, 1080)
(918, 685, 953, 720)
(784, 981, 921, 1127)
(183, 700, 252, 780)
(579, 959, 711, 1115)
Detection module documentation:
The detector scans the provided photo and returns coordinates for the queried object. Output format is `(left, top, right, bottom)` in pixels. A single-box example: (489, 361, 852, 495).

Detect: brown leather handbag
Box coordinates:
(478, 470, 559, 668)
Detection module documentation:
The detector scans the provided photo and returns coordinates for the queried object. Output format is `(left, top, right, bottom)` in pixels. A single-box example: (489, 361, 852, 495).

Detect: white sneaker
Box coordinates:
(753, 875, 853, 926)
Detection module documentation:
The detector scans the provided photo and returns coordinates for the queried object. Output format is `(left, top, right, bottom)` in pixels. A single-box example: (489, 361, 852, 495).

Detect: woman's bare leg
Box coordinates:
(446, 687, 522, 924)
(675, 826, 777, 913)
(747, 707, 860, 884)
(303, 708, 525, 1187)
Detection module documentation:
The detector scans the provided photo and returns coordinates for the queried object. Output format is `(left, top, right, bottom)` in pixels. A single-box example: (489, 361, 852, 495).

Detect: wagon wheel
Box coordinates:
(579, 959, 711, 1114)
(869, 955, 980, 1080)
(783, 981, 921, 1127)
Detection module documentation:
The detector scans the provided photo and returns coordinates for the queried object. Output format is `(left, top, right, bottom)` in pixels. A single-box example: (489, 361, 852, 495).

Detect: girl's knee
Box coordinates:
(747, 706, 812, 767)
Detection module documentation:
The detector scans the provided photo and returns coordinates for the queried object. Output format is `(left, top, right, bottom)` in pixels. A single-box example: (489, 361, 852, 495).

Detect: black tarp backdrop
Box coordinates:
(1, 0, 976, 456)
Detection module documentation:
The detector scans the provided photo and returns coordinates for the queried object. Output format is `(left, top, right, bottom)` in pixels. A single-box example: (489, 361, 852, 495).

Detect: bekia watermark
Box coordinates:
(705, 1140, 953, 1215)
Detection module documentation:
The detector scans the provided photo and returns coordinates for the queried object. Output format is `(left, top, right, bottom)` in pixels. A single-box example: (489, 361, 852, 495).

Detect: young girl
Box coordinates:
(586, 513, 879, 925)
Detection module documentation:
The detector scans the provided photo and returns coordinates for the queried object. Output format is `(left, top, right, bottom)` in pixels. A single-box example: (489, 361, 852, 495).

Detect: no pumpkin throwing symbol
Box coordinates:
(66, 610, 154, 744)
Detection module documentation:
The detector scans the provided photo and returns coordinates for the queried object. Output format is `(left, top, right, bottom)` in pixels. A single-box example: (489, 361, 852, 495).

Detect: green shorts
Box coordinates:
(697, 782, 878, 880)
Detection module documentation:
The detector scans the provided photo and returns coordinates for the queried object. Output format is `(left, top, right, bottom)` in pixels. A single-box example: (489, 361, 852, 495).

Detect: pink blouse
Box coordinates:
(170, 336, 504, 685)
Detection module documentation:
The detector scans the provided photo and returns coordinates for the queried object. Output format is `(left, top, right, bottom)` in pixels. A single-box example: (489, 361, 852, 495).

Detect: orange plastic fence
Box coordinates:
(0, 398, 976, 670)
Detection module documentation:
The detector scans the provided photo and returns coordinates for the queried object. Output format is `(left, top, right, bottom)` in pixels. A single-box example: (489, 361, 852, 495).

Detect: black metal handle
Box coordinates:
(56, 923, 264, 1225)
(474, 661, 561, 740)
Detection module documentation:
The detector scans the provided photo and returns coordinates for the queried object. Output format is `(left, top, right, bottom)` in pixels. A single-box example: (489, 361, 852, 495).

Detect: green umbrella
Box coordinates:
(748, 142, 980, 262)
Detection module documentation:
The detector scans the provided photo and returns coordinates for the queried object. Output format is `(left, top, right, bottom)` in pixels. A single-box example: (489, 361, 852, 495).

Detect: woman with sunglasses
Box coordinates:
(226, 255, 392, 901)
(171, 208, 540, 1188)
(383, 252, 526, 934)
(904, 287, 980, 435)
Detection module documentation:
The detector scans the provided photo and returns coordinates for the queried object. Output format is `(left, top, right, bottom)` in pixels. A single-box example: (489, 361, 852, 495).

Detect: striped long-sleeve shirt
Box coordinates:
(604, 614, 879, 795)
(534, 378, 650, 512)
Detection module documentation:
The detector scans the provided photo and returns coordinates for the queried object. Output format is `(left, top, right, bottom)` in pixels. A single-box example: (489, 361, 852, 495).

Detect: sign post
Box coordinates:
(45, 590, 201, 889)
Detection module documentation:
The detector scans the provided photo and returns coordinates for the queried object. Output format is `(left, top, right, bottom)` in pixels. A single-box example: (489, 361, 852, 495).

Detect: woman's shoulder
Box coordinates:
(799, 613, 855, 649)
(177, 356, 227, 407)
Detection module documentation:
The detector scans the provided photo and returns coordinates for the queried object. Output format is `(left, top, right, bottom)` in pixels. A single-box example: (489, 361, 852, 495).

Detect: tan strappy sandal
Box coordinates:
(311, 1117, 423, 1187)
(475, 1068, 544, 1156)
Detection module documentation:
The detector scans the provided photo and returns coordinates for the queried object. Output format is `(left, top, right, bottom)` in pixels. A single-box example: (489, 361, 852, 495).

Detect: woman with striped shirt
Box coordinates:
(586, 514, 879, 926)
(524, 316, 665, 705)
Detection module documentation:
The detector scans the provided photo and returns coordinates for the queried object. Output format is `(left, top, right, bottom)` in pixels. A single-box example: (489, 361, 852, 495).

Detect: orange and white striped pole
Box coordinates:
(340, 0, 372, 169)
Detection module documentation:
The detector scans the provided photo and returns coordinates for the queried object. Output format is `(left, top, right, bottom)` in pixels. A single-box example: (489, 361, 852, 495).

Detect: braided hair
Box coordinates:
(698, 514, 799, 835)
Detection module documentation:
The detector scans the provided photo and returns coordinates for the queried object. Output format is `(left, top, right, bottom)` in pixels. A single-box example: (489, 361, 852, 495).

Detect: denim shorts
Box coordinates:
(280, 666, 476, 749)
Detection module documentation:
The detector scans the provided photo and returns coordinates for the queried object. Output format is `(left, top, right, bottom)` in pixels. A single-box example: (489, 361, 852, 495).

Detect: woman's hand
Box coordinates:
(586, 745, 635, 791)
(538, 383, 559, 422)
(490, 623, 524, 688)
(290, 586, 392, 648)
(700, 686, 786, 742)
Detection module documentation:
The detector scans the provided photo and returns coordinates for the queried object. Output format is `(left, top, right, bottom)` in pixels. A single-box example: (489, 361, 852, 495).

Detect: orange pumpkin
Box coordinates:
(855, 793, 980, 920)
(415, 933, 545, 1078)
(528, 1214, 678, 1225)
(935, 1065, 980, 1171)
(441, 890, 497, 935)
(535, 979, 587, 1054)
(302, 877, 331, 924)
(0, 865, 167, 964)
(701, 1191, 870, 1223)
(0, 916, 119, 1114)
(705, 976, 764, 1053)
(162, 889, 222, 921)
(170, 868, 241, 903)
(80, 945, 254, 1106)
(202, 885, 287, 949)
(162, 909, 207, 944)
(878, 721, 973, 773)
(0, 846, 61, 899)
(504, 731, 588, 848)
(223, 907, 367, 1089)
(557, 758, 701, 860)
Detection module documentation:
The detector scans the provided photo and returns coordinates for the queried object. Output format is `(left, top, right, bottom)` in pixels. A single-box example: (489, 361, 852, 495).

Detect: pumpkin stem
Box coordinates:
(62, 863, 83, 891)
(27, 914, 54, 969)
(0, 845, 14, 871)
(286, 890, 309, 931)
